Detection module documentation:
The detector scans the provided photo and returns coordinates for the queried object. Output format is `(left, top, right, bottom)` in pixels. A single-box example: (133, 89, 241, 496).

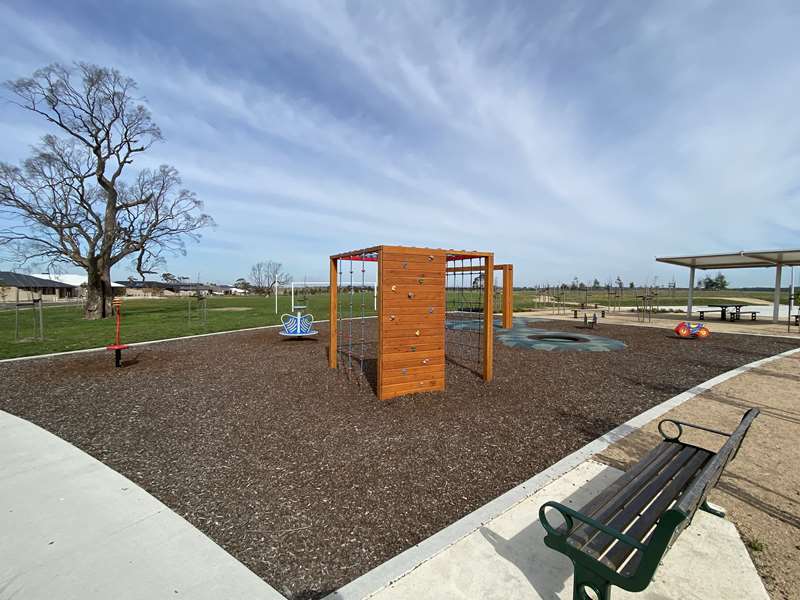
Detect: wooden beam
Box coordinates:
(329, 257, 338, 368)
(330, 245, 382, 260)
(502, 264, 513, 329)
(377, 247, 384, 399)
(483, 254, 494, 381)
(446, 263, 512, 273)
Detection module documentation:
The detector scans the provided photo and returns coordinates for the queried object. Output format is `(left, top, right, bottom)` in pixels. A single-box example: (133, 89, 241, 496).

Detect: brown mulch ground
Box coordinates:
(1, 319, 796, 599)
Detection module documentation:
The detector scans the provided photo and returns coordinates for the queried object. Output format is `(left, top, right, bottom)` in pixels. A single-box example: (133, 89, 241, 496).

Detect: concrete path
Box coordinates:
(0, 410, 284, 600)
(368, 460, 768, 600)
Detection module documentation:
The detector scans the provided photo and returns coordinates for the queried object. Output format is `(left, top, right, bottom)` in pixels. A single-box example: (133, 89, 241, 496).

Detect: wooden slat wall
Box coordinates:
(378, 248, 447, 400)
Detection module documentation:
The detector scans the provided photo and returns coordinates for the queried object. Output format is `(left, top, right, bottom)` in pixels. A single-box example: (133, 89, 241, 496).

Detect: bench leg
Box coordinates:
(700, 499, 727, 518)
(573, 564, 612, 600)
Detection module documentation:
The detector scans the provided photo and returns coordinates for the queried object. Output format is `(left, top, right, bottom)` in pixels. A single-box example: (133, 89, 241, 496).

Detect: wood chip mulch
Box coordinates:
(1, 319, 796, 599)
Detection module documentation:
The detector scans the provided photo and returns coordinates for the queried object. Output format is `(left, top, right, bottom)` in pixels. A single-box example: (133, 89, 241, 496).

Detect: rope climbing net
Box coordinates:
(445, 255, 488, 375)
(334, 250, 379, 385)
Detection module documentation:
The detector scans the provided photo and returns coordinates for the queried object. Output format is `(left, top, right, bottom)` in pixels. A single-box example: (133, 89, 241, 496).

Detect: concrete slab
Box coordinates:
(370, 461, 769, 600)
(0, 410, 286, 600)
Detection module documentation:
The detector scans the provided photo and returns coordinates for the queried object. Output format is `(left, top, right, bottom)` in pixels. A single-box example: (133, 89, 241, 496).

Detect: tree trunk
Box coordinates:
(85, 262, 113, 320)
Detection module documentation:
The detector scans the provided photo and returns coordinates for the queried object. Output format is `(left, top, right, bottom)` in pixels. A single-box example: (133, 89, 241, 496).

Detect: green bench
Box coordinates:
(539, 408, 759, 600)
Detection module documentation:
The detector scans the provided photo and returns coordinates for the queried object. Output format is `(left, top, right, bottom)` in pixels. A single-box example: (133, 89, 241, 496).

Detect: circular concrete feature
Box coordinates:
(528, 333, 587, 344)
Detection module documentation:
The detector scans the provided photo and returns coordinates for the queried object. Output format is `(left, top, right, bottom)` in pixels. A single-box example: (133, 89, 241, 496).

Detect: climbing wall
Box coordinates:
(378, 246, 446, 400)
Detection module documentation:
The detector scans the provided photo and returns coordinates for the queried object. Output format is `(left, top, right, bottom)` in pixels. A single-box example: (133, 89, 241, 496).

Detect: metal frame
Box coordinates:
(656, 249, 800, 323)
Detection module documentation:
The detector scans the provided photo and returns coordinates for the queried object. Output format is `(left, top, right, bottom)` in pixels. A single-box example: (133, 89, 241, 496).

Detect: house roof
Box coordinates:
(655, 249, 800, 270)
(0, 272, 74, 288)
(33, 273, 124, 288)
(116, 280, 170, 289)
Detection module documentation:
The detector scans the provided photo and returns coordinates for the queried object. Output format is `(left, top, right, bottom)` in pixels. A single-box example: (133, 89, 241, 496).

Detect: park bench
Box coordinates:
(729, 311, 759, 321)
(540, 407, 759, 600)
(697, 309, 722, 320)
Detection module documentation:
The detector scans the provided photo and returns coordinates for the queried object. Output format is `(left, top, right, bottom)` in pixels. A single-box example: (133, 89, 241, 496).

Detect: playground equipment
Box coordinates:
(329, 245, 513, 400)
(187, 292, 208, 327)
(106, 297, 129, 367)
(279, 310, 319, 338)
(674, 321, 710, 339)
(14, 288, 44, 342)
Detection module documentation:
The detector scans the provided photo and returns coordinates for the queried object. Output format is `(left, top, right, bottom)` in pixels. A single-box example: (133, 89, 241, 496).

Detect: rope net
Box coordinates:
(334, 251, 378, 387)
(445, 256, 488, 376)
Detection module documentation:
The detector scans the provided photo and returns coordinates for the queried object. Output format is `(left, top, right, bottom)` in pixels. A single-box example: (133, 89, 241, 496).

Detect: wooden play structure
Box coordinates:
(329, 245, 513, 400)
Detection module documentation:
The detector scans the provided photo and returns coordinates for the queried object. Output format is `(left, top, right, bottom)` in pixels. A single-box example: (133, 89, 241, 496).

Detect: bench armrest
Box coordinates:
(657, 418, 732, 442)
(539, 501, 647, 552)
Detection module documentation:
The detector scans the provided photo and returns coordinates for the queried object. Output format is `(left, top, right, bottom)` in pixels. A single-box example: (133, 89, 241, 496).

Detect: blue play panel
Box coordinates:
(445, 316, 626, 352)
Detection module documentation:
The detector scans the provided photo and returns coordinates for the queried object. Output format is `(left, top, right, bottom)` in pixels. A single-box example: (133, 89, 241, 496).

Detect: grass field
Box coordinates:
(512, 288, 789, 310)
(0, 288, 789, 359)
(0, 293, 338, 359)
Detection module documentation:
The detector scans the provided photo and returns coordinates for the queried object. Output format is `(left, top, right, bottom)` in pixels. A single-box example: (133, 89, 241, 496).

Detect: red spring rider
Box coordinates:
(674, 321, 710, 339)
(107, 297, 129, 367)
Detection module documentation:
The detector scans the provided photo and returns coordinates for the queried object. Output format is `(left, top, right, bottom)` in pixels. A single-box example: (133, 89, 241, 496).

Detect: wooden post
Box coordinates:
(329, 257, 338, 368)
(483, 254, 494, 381)
(377, 247, 383, 400)
(502, 265, 513, 329)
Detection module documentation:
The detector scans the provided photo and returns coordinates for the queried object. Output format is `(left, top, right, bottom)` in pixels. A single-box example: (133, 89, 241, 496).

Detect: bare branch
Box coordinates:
(1, 63, 210, 320)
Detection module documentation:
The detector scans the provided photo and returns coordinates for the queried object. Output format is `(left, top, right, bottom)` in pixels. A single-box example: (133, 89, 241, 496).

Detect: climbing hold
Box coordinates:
(410, 346, 417, 352)
(415, 329, 420, 336)
(422, 358, 430, 365)
(418, 278, 424, 284)
(408, 292, 415, 299)
(428, 307, 434, 314)
(389, 314, 396, 321)
(391, 284, 397, 292)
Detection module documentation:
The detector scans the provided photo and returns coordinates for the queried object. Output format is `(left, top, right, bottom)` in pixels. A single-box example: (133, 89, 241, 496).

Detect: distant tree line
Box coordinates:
(231, 260, 291, 295)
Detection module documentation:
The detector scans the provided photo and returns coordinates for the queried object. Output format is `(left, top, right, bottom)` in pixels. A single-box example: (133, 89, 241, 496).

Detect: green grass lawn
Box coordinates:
(0, 294, 339, 359)
(0, 288, 788, 359)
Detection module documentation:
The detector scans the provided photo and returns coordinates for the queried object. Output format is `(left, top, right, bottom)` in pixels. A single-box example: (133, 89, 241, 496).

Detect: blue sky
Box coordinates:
(1, 1, 799, 287)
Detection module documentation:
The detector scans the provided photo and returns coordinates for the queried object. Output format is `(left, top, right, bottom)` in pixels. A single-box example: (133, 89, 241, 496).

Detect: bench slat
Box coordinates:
(608, 448, 713, 573)
(566, 443, 681, 546)
(675, 408, 758, 516)
(579, 446, 699, 559)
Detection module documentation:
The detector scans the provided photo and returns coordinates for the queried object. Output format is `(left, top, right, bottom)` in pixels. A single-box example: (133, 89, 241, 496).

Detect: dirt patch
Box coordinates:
(0, 320, 796, 599)
(595, 353, 800, 600)
(713, 296, 773, 305)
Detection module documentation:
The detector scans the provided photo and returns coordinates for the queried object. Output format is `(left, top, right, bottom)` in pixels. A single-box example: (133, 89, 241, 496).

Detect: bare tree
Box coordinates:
(250, 260, 291, 295)
(0, 63, 213, 319)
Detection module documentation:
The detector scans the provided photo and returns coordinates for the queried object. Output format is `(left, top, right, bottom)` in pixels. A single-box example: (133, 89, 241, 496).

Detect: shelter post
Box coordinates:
(687, 266, 695, 318)
(774, 264, 782, 323)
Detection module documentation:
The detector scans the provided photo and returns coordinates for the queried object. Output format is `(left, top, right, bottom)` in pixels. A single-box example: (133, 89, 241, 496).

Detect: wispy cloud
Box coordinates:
(1, 1, 798, 285)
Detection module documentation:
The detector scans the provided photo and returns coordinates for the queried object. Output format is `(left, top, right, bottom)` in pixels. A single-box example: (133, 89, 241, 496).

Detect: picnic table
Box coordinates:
(705, 303, 746, 320)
